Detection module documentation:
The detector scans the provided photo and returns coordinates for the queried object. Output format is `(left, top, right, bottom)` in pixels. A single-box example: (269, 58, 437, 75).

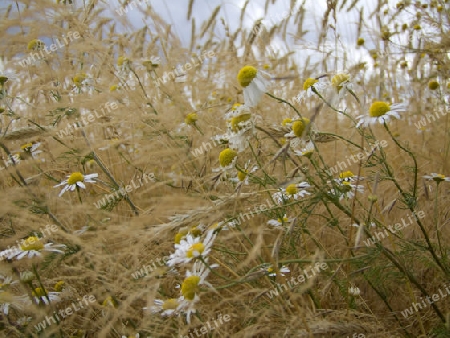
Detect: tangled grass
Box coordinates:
(0, 0, 449, 337)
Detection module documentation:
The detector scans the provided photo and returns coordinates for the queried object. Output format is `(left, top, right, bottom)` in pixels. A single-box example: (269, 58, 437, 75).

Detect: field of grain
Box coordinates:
(0, 0, 449, 337)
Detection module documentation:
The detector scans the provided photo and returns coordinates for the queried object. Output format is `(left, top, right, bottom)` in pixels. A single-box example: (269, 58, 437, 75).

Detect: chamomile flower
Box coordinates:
(423, 173, 450, 182)
(330, 182, 364, 201)
(294, 141, 315, 158)
(337, 171, 362, 184)
(167, 230, 216, 266)
(213, 148, 238, 172)
(0, 275, 18, 289)
(331, 73, 352, 93)
(147, 298, 181, 317)
(348, 286, 361, 296)
(236, 65, 270, 107)
(178, 260, 216, 323)
(1, 236, 66, 260)
(272, 182, 311, 204)
(32, 287, 61, 305)
(267, 214, 291, 227)
(356, 101, 407, 128)
(19, 142, 42, 159)
(265, 265, 290, 277)
(284, 117, 311, 139)
(295, 77, 328, 102)
(0, 291, 31, 315)
(231, 160, 258, 185)
(54, 172, 98, 197)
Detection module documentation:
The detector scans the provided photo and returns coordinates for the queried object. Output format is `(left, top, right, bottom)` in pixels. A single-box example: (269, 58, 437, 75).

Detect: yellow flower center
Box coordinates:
(267, 267, 274, 273)
(413, 24, 421, 30)
(331, 74, 350, 91)
(282, 118, 292, 126)
(54, 281, 65, 292)
(27, 39, 44, 51)
(303, 78, 318, 90)
(102, 296, 117, 307)
(0, 76, 8, 86)
(67, 172, 84, 185)
(185, 113, 198, 125)
(181, 275, 200, 300)
(232, 103, 242, 110)
(292, 118, 310, 138)
(237, 169, 248, 181)
(21, 143, 33, 152)
(174, 228, 189, 244)
(357, 37, 365, 46)
(339, 171, 354, 179)
(162, 298, 179, 310)
(428, 80, 439, 90)
(369, 101, 390, 117)
(237, 66, 258, 87)
(117, 56, 129, 66)
(21, 236, 44, 251)
(189, 227, 202, 237)
(32, 287, 47, 297)
(110, 85, 118, 92)
(186, 242, 205, 258)
(432, 174, 446, 182)
(277, 216, 289, 223)
(219, 148, 237, 167)
(73, 73, 87, 86)
(230, 113, 251, 132)
(285, 184, 298, 196)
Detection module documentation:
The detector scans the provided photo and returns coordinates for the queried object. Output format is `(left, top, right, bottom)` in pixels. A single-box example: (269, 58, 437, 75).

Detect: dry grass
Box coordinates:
(0, 0, 449, 337)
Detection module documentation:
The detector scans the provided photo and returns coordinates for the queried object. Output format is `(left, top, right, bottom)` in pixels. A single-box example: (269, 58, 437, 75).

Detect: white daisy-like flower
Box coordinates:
(284, 117, 311, 140)
(19, 142, 42, 159)
(356, 101, 407, 128)
(295, 76, 328, 102)
(336, 171, 363, 184)
(1, 236, 65, 260)
(329, 73, 353, 103)
(272, 182, 311, 204)
(265, 265, 290, 277)
(267, 214, 292, 227)
(294, 141, 315, 158)
(330, 183, 364, 201)
(237, 65, 270, 107)
(2, 153, 21, 168)
(54, 172, 98, 197)
(16, 316, 33, 326)
(0, 291, 31, 315)
(32, 287, 61, 305)
(146, 298, 181, 317)
(178, 260, 217, 323)
(348, 286, 361, 296)
(0, 275, 18, 289)
(213, 148, 238, 173)
(423, 173, 450, 183)
(231, 160, 258, 185)
(167, 230, 216, 266)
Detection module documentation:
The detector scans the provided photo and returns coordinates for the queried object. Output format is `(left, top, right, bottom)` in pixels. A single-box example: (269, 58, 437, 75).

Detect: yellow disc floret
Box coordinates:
(21, 236, 44, 251)
(54, 281, 65, 292)
(339, 171, 355, 179)
(181, 275, 200, 300)
(219, 148, 237, 167)
(357, 37, 365, 46)
(117, 56, 129, 67)
(186, 242, 205, 258)
(21, 143, 33, 152)
(303, 78, 318, 91)
(428, 80, 439, 90)
(27, 39, 44, 51)
(67, 172, 84, 185)
(32, 287, 47, 297)
(369, 101, 390, 117)
(237, 66, 258, 87)
(185, 113, 198, 125)
(73, 73, 87, 86)
(292, 118, 310, 137)
(285, 184, 298, 196)
(237, 169, 248, 182)
(230, 113, 251, 132)
(162, 298, 179, 310)
(331, 73, 350, 91)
